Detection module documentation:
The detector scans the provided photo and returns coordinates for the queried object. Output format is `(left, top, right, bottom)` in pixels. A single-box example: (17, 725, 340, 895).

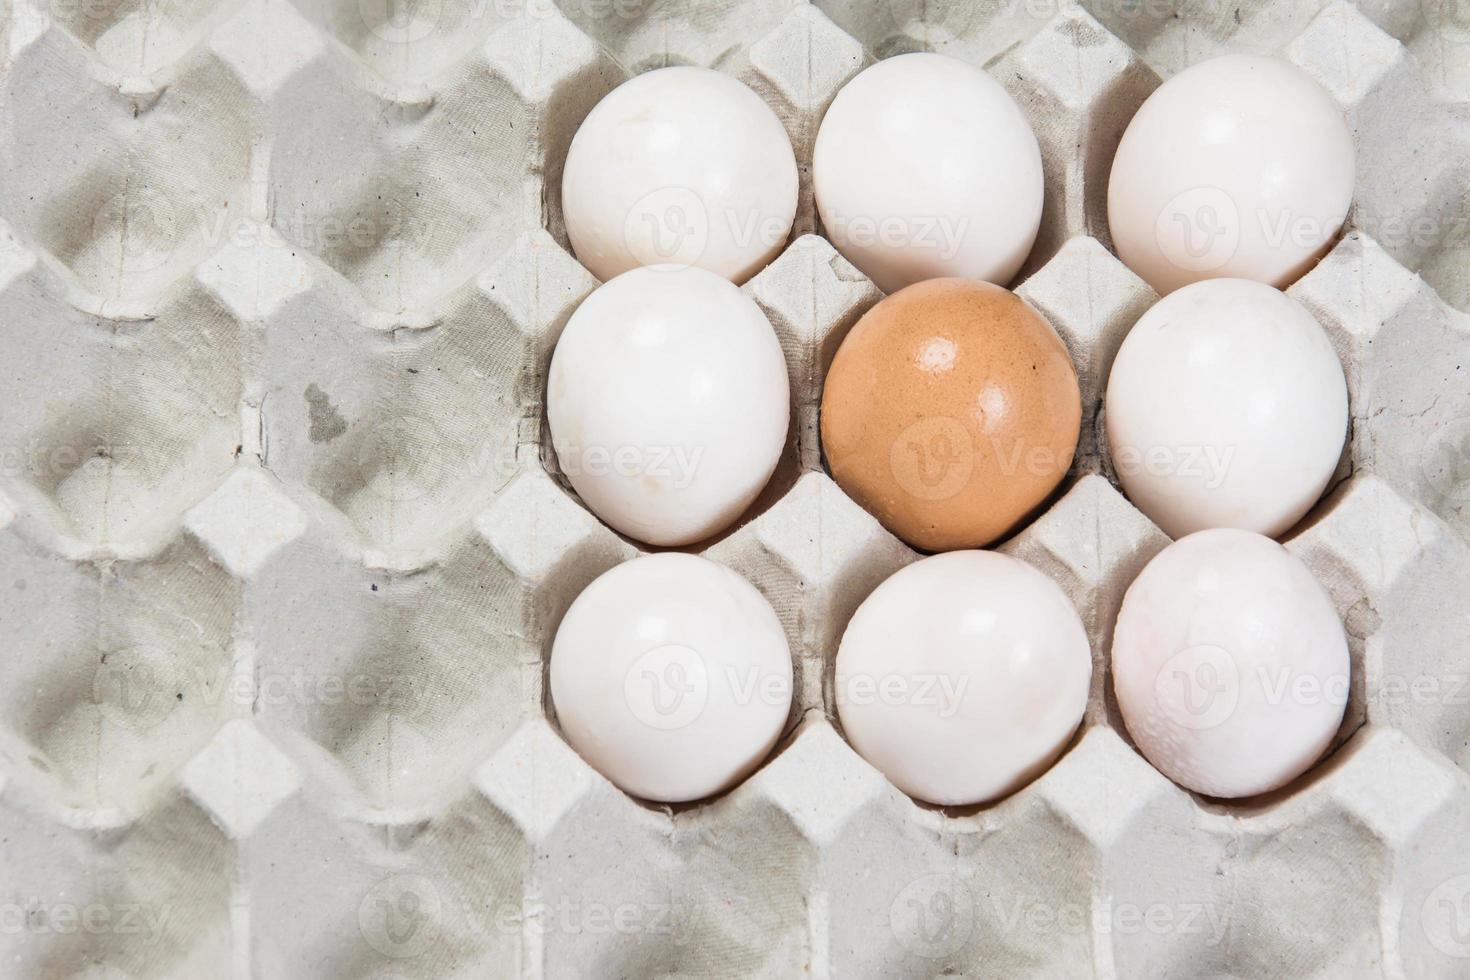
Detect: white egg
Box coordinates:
(813, 52, 1043, 294)
(835, 551, 1091, 806)
(550, 553, 793, 803)
(1108, 54, 1355, 295)
(547, 264, 789, 547)
(561, 66, 798, 285)
(1112, 528, 1349, 799)
(1105, 278, 1347, 540)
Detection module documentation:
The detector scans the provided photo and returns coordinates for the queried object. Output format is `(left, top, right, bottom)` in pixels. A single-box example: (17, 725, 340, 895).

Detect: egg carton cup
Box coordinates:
(1, 0, 1469, 976)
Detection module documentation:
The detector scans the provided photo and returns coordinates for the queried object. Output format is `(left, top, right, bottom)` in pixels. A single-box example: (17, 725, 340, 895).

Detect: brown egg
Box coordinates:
(820, 278, 1081, 552)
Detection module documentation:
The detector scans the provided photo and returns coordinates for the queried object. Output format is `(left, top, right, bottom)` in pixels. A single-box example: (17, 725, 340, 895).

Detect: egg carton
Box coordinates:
(2, 0, 1470, 976)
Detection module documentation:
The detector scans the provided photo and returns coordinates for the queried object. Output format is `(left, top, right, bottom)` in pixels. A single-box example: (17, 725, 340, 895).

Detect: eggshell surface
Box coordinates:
(813, 52, 1043, 293)
(548, 265, 790, 547)
(1112, 528, 1349, 799)
(1105, 278, 1347, 539)
(835, 551, 1091, 806)
(551, 553, 793, 803)
(820, 278, 1080, 552)
(562, 66, 798, 285)
(1108, 54, 1355, 295)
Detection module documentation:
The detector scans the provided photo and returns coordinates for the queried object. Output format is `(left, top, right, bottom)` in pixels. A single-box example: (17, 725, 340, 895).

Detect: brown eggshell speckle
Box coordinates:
(820, 278, 1081, 552)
